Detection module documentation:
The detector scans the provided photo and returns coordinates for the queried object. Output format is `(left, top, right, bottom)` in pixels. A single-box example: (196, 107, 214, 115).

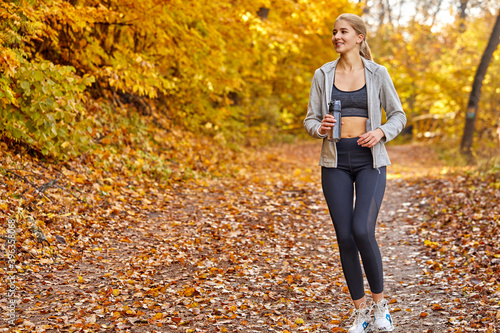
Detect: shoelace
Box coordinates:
(373, 299, 388, 319)
(349, 303, 370, 326)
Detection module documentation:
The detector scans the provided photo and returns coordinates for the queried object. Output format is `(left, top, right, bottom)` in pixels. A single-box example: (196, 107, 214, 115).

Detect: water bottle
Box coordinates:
(328, 100, 341, 142)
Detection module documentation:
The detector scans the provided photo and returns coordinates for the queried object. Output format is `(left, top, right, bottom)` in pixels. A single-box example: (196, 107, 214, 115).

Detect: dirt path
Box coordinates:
(4, 141, 453, 332)
(377, 156, 449, 333)
(261, 142, 452, 332)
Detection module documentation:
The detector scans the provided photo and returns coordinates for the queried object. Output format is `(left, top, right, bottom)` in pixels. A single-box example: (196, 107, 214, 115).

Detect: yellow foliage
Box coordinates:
(1, 0, 359, 153)
(371, 11, 500, 143)
(3, 0, 497, 171)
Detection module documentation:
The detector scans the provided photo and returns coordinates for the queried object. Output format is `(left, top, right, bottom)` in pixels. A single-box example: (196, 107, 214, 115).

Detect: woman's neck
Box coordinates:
(337, 53, 363, 72)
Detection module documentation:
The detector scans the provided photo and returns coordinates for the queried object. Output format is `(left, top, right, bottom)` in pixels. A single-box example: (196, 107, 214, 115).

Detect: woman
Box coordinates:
(304, 13, 406, 333)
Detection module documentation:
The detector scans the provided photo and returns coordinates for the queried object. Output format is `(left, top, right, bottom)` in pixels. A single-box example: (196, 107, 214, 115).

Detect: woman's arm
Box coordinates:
(304, 69, 327, 139)
(377, 67, 407, 143)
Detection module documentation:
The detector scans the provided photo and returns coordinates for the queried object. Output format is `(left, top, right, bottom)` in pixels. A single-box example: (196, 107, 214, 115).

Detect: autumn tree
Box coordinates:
(2, 0, 499, 171)
(1, 0, 357, 162)
(460, 10, 500, 159)
(366, 1, 500, 147)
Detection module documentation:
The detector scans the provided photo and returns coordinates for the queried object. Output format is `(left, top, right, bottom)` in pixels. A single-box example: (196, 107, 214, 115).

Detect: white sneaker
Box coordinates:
(347, 304, 373, 333)
(372, 299, 394, 332)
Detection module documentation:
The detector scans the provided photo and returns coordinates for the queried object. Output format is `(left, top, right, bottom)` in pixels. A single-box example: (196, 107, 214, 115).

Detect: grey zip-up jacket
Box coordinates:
(304, 57, 406, 169)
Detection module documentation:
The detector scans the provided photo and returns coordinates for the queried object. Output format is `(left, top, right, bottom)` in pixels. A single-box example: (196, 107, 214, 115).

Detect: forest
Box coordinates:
(1, 0, 499, 169)
(1, 0, 500, 332)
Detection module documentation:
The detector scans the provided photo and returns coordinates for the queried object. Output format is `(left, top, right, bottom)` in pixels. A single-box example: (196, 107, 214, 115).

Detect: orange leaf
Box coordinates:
(432, 304, 443, 311)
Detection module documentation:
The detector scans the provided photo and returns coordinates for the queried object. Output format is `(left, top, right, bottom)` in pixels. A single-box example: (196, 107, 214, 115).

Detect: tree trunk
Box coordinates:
(458, 0, 468, 18)
(429, 0, 443, 27)
(458, 0, 469, 32)
(257, 7, 269, 21)
(460, 10, 500, 160)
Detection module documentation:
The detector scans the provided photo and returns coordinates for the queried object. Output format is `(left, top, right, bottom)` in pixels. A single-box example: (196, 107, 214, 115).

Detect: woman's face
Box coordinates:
(332, 20, 364, 55)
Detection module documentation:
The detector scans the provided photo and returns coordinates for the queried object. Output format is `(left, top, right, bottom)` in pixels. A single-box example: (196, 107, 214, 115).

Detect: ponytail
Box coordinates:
(360, 39, 373, 61)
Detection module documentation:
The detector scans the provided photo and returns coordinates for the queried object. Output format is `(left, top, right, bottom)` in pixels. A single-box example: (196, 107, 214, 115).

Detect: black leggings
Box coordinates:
(321, 137, 386, 301)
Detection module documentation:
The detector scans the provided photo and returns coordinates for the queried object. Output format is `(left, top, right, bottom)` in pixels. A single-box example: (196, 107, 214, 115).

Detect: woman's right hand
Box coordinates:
(318, 114, 337, 136)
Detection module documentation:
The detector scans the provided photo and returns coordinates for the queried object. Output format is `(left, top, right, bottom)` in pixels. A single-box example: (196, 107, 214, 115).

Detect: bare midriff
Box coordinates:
(341, 116, 367, 138)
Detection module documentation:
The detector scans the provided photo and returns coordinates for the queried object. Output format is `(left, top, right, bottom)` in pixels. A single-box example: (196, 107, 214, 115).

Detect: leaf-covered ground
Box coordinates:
(0, 141, 499, 332)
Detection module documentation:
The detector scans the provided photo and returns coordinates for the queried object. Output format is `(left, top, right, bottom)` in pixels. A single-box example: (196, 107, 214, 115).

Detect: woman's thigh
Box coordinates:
(321, 167, 355, 239)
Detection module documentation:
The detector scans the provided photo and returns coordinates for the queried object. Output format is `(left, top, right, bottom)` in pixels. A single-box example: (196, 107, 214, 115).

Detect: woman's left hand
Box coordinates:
(358, 128, 385, 148)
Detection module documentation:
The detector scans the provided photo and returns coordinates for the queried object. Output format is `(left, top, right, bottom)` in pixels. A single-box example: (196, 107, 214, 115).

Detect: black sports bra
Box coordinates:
(331, 84, 368, 118)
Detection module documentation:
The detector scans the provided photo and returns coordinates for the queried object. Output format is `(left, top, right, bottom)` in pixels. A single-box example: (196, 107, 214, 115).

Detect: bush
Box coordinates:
(0, 56, 94, 159)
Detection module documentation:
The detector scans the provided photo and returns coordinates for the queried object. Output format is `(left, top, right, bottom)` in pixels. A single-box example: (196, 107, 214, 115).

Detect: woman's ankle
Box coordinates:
(353, 296, 367, 309)
(372, 292, 384, 304)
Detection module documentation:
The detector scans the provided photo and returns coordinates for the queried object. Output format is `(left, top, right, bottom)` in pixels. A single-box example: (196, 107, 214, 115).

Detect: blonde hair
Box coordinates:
(335, 13, 373, 61)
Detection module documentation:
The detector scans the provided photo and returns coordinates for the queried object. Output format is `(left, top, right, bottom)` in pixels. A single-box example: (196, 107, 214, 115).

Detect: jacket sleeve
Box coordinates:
(377, 67, 407, 143)
(304, 69, 326, 139)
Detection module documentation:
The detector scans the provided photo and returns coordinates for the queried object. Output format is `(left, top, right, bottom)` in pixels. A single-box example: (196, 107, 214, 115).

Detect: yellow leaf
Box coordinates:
(296, 318, 305, 324)
(113, 289, 120, 296)
(184, 287, 196, 296)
